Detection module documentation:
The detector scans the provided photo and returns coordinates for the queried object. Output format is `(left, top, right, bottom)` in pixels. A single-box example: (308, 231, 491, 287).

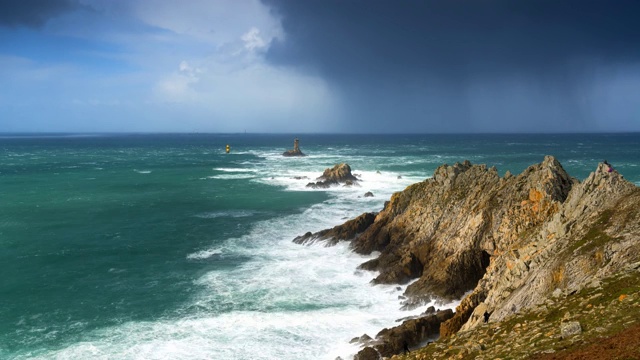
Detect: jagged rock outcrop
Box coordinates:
(347, 156, 575, 310)
(293, 156, 640, 358)
(454, 161, 639, 335)
(306, 163, 359, 189)
(355, 309, 453, 359)
(293, 212, 376, 245)
(283, 138, 305, 157)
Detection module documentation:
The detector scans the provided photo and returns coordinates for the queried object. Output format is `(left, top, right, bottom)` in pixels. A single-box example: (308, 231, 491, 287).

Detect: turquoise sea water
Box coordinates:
(1, 133, 639, 359)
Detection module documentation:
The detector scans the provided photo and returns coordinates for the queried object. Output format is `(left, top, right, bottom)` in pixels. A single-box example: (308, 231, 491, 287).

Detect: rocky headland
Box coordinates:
(293, 156, 640, 359)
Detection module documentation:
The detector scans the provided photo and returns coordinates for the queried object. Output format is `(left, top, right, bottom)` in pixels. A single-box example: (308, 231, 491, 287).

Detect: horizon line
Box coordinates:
(1, 131, 639, 136)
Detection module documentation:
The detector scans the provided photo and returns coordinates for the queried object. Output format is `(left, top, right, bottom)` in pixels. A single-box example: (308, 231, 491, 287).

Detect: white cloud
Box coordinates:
(0, 0, 343, 133)
(241, 27, 267, 51)
(153, 55, 341, 132)
(130, 0, 282, 46)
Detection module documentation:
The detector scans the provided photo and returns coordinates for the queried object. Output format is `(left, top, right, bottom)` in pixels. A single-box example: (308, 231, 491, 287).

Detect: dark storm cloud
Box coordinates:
(264, 0, 640, 81)
(262, 0, 640, 132)
(0, 0, 80, 28)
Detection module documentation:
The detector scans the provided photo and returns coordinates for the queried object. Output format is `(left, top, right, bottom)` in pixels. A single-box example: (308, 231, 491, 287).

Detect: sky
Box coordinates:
(0, 0, 639, 133)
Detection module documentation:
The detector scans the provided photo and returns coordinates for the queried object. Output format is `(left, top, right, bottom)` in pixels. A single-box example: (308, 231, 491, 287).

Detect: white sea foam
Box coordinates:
(36, 239, 456, 360)
(40, 191, 452, 360)
(28, 146, 450, 360)
(207, 174, 256, 180)
(194, 210, 258, 219)
(186, 248, 223, 260)
(213, 167, 259, 173)
(133, 170, 151, 174)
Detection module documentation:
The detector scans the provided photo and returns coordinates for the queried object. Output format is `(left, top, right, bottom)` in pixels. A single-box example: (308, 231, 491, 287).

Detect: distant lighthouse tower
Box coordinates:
(282, 138, 305, 156)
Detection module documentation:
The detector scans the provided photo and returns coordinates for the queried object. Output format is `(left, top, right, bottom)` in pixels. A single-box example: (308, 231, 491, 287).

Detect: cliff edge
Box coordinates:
(294, 156, 640, 358)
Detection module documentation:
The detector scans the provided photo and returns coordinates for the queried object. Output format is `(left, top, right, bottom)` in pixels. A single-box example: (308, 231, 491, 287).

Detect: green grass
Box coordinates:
(394, 270, 640, 360)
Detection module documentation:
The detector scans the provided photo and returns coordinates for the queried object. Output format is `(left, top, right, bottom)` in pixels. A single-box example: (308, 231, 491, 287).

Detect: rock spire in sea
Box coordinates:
(282, 138, 305, 157)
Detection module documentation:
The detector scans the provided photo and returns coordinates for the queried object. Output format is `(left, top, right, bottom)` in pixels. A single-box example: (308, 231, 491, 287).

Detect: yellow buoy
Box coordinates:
(225, 144, 230, 153)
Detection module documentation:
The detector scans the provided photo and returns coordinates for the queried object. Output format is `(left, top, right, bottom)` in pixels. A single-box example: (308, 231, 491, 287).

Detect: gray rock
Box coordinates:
(560, 321, 582, 338)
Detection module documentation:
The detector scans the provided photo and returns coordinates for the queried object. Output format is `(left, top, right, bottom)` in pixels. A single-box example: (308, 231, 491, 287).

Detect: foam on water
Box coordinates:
(186, 248, 223, 260)
(33, 238, 454, 360)
(213, 168, 259, 173)
(206, 174, 256, 180)
(7, 134, 639, 360)
(194, 210, 259, 219)
(29, 158, 448, 360)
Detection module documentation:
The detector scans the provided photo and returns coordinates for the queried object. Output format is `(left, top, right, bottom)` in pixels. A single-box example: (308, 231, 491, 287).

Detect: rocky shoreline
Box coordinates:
(294, 156, 640, 359)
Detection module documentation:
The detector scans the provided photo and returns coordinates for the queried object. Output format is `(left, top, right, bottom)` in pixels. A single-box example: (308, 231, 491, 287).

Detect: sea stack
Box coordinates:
(306, 163, 359, 189)
(283, 138, 305, 157)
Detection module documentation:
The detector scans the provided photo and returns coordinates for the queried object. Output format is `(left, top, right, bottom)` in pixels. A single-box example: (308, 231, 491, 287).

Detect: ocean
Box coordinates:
(1, 133, 639, 360)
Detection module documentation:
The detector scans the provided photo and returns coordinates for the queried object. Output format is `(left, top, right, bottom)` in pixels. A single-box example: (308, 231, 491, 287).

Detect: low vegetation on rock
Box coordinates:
(295, 156, 640, 359)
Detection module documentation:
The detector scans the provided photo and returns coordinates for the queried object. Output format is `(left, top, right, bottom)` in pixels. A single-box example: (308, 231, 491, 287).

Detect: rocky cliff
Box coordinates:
(294, 156, 640, 358)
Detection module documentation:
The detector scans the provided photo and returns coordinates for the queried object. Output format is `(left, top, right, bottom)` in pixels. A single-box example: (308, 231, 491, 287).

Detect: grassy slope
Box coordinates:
(391, 268, 640, 360)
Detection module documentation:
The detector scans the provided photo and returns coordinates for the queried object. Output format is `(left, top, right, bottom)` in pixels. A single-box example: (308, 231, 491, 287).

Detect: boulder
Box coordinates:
(364, 191, 374, 197)
(349, 334, 373, 344)
(306, 163, 359, 188)
(560, 321, 582, 338)
(354, 347, 379, 360)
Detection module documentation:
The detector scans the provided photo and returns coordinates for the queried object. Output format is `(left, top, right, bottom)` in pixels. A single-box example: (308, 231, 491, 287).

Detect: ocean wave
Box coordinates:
(186, 248, 223, 260)
(213, 167, 259, 173)
(194, 210, 258, 219)
(258, 169, 423, 199)
(206, 174, 255, 180)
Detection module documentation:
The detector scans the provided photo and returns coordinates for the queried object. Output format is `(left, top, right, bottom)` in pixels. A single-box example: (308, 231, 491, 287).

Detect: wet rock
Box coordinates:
(364, 191, 374, 197)
(306, 163, 359, 188)
(350, 334, 373, 344)
(371, 309, 454, 358)
(354, 346, 379, 360)
(423, 306, 436, 315)
(293, 212, 376, 246)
